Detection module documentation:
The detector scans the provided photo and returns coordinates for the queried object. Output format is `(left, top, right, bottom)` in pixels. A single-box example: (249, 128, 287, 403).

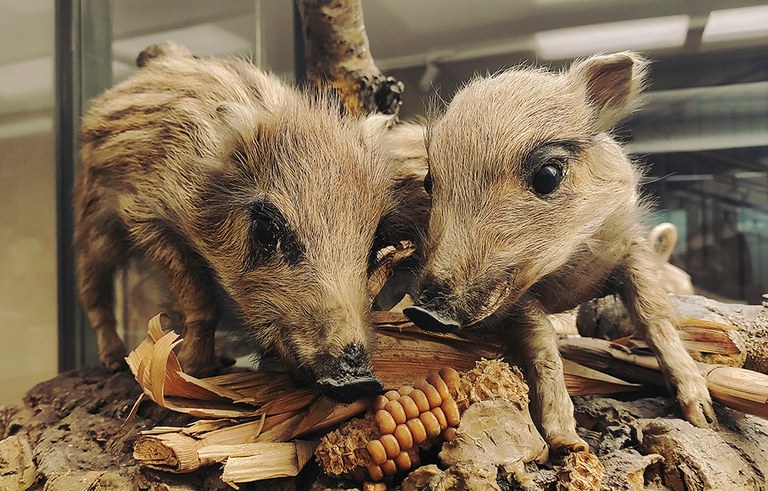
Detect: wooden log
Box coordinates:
(671, 294, 768, 373)
(370, 311, 504, 387)
(576, 294, 758, 369)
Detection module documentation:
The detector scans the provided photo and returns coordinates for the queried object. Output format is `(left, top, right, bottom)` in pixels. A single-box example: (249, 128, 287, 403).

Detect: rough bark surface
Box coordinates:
(296, 0, 404, 116)
(0, 367, 237, 490)
(574, 395, 768, 491)
(637, 418, 757, 490)
(2, 368, 768, 490)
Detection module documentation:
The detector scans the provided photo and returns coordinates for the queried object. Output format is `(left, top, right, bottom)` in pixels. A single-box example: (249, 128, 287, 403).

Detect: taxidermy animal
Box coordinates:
(402, 52, 716, 452)
(75, 42, 413, 402)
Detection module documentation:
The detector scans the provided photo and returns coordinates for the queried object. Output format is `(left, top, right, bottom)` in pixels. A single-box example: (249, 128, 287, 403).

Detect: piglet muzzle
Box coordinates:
(314, 343, 383, 403)
(402, 305, 460, 333)
(404, 283, 462, 333)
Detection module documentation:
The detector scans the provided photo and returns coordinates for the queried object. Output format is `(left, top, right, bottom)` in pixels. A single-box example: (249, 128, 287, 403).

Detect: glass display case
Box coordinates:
(0, 0, 765, 404)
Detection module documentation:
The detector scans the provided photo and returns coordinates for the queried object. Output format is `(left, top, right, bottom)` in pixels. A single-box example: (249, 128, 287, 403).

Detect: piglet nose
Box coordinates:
(403, 305, 460, 333)
(314, 343, 383, 403)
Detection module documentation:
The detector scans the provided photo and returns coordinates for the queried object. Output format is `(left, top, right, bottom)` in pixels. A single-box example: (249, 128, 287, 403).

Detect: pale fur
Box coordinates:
(409, 52, 715, 452)
(75, 43, 403, 384)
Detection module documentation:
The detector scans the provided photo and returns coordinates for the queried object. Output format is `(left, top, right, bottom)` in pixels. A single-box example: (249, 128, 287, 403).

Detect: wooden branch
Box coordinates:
(296, 0, 404, 116)
(558, 337, 768, 419)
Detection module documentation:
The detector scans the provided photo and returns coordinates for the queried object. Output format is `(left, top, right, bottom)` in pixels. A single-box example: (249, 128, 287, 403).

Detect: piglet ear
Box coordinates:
(568, 51, 648, 132)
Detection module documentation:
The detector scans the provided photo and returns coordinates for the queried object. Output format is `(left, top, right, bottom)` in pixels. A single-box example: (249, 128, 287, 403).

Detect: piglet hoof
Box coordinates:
(547, 433, 590, 455)
(177, 346, 220, 378)
(102, 354, 129, 373)
(677, 379, 718, 429)
(100, 343, 128, 373)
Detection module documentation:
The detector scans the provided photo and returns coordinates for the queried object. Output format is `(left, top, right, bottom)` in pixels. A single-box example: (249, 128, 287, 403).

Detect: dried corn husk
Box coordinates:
(217, 441, 318, 485)
(129, 310, 768, 482)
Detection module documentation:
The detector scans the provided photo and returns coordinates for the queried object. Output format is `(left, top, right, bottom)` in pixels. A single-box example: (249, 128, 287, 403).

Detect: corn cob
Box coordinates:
(315, 360, 528, 481)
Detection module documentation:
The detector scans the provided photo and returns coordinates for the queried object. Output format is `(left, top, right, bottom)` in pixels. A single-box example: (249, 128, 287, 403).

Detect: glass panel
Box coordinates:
(375, 3, 768, 305)
(0, 1, 57, 404)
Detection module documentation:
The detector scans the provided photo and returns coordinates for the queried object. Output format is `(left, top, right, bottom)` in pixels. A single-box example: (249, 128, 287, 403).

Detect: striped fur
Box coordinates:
(75, 43, 404, 389)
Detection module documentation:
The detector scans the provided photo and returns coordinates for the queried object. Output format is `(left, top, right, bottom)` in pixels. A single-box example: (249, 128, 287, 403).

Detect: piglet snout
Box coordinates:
(403, 305, 460, 333)
(314, 343, 382, 403)
(404, 283, 462, 332)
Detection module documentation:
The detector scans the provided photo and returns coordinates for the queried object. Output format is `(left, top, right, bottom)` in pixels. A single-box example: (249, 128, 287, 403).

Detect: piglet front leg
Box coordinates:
(513, 300, 589, 454)
(618, 240, 717, 428)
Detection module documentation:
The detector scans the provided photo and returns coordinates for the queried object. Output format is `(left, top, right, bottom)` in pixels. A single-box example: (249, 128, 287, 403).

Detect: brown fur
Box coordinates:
(75, 43, 404, 393)
(408, 52, 715, 452)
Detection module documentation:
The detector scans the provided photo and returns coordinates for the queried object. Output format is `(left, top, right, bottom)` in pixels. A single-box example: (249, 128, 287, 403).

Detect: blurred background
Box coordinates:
(0, 0, 766, 404)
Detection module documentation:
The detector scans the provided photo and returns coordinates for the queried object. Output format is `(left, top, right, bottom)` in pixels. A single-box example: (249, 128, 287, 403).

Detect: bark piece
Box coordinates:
(597, 450, 665, 491)
(296, 0, 403, 116)
(0, 435, 35, 491)
(44, 471, 136, 491)
(712, 404, 768, 485)
(439, 399, 548, 483)
(555, 451, 605, 491)
(636, 418, 758, 490)
(400, 463, 501, 491)
(574, 397, 768, 490)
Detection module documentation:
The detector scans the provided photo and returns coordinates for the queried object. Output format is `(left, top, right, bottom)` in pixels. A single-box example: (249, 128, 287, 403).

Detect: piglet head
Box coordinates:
(406, 52, 648, 331)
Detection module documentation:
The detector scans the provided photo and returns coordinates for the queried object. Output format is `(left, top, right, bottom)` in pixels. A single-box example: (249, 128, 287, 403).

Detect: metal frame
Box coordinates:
(55, 0, 112, 371)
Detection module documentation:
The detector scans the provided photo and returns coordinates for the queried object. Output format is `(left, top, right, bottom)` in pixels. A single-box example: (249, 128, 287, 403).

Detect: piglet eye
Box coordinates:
(250, 202, 283, 254)
(532, 164, 563, 195)
(424, 171, 433, 195)
(252, 216, 280, 250)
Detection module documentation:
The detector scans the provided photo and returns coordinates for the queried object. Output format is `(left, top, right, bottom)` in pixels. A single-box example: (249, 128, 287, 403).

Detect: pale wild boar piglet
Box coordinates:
(403, 52, 715, 452)
(76, 43, 401, 402)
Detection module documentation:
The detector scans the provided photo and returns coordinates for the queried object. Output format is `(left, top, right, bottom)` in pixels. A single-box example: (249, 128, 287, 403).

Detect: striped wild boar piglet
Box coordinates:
(403, 52, 716, 452)
(75, 43, 409, 402)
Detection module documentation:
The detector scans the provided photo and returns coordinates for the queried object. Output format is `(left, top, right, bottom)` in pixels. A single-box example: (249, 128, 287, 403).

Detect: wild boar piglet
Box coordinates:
(76, 43, 404, 402)
(403, 52, 716, 452)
